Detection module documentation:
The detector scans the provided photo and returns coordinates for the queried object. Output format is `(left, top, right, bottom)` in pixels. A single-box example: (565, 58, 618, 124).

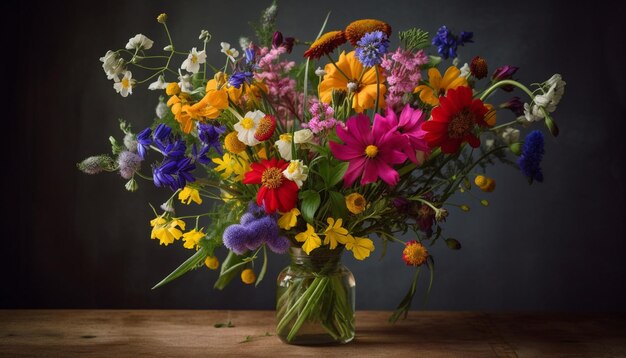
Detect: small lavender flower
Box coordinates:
(432, 25, 473, 59)
(117, 151, 142, 179)
(136, 127, 152, 159)
(198, 123, 226, 155)
(229, 71, 254, 88)
(355, 31, 390, 67)
(517, 130, 545, 183)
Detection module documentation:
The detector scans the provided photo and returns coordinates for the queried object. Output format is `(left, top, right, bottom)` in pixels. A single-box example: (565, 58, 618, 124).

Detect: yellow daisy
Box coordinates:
(414, 66, 468, 106)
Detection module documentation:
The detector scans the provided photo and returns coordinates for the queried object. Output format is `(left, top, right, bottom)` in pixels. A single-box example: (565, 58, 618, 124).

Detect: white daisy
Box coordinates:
(113, 71, 135, 97)
(181, 47, 207, 74)
(233, 110, 265, 146)
(148, 75, 168, 90)
(275, 134, 293, 161)
(220, 42, 239, 62)
(125, 34, 154, 50)
(282, 160, 309, 188)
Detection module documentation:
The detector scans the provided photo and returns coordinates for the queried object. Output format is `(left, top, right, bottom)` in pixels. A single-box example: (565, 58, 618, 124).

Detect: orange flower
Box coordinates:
(345, 19, 392, 46)
(484, 103, 497, 127)
(414, 66, 467, 107)
(167, 93, 194, 133)
(304, 31, 347, 60)
(319, 51, 386, 113)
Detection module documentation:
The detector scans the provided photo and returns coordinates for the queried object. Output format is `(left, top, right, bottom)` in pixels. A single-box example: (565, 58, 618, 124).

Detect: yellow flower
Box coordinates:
(182, 229, 205, 250)
(212, 153, 236, 179)
(295, 224, 322, 255)
(345, 193, 366, 214)
(150, 216, 186, 246)
(323, 217, 349, 249)
(278, 208, 300, 230)
(205, 256, 219, 270)
(224, 132, 246, 154)
(178, 186, 202, 205)
(414, 66, 467, 106)
(474, 175, 496, 192)
(165, 82, 180, 96)
(319, 51, 386, 113)
(241, 268, 256, 284)
(344, 235, 374, 260)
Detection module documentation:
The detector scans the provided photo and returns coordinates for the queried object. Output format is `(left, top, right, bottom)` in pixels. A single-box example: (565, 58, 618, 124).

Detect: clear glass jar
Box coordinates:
(276, 247, 355, 345)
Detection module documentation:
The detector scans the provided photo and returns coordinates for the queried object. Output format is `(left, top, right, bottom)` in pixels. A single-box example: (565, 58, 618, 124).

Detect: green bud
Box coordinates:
(509, 142, 522, 156)
(460, 205, 470, 212)
(480, 199, 489, 207)
(125, 178, 138, 192)
(463, 178, 471, 190)
(119, 119, 132, 135)
(445, 238, 462, 250)
(110, 136, 124, 155)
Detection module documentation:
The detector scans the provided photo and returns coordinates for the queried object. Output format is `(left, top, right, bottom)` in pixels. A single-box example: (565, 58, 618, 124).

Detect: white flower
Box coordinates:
(100, 50, 125, 80)
(160, 201, 175, 213)
(275, 134, 293, 161)
(233, 110, 265, 146)
(346, 82, 358, 93)
(199, 30, 210, 41)
(181, 47, 207, 74)
(113, 71, 135, 97)
(148, 75, 168, 90)
(239, 37, 251, 52)
(484, 138, 495, 150)
(500, 128, 520, 145)
(520, 103, 543, 123)
(459, 63, 470, 78)
(282, 160, 309, 188)
(125, 34, 154, 50)
(156, 102, 169, 119)
(178, 72, 193, 93)
(163, 45, 173, 51)
(220, 42, 239, 61)
(294, 129, 314, 144)
(315, 67, 326, 77)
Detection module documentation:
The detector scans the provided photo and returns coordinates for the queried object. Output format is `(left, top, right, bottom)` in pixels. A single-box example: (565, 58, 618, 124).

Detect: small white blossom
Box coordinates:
(163, 45, 173, 51)
(459, 63, 470, 78)
(199, 30, 210, 41)
(315, 67, 326, 77)
(125, 34, 154, 50)
(519, 102, 543, 123)
(148, 75, 168, 90)
(294, 129, 314, 144)
(484, 138, 495, 150)
(156, 102, 169, 119)
(500, 127, 520, 145)
(233, 110, 265, 146)
(347, 82, 358, 93)
(275, 134, 293, 161)
(100, 50, 125, 80)
(220, 42, 239, 61)
(283, 160, 309, 188)
(239, 37, 251, 52)
(113, 71, 135, 97)
(181, 47, 207, 74)
(160, 201, 175, 213)
(452, 57, 460, 67)
(178, 72, 193, 93)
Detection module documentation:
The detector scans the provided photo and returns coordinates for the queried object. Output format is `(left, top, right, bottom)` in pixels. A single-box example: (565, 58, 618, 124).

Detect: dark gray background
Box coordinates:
(4, 0, 625, 311)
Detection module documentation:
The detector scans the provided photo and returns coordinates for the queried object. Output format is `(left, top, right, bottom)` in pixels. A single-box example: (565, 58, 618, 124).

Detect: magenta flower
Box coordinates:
(330, 114, 407, 186)
(376, 104, 430, 164)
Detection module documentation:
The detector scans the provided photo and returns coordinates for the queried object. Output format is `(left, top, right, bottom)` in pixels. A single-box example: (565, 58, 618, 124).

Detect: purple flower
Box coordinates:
(517, 130, 545, 183)
(153, 123, 172, 143)
(191, 144, 210, 165)
(500, 97, 525, 116)
(229, 71, 254, 89)
(117, 151, 142, 179)
(222, 203, 290, 254)
(355, 31, 390, 67)
(272, 31, 295, 53)
(432, 25, 473, 59)
(136, 127, 152, 159)
(155, 138, 186, 160)
(491, 65, 519, 92)
(197, 123, 225, 155)
(153, 157, 196, 191)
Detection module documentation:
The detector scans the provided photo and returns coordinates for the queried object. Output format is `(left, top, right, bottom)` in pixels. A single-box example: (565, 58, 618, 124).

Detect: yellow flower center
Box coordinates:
(191, 54, 198, 64)
(121, 78, 130, 88)
(448, 108, 476, 139)
(261, 167, 283, 189)
(364, 145, 379, 158)
(224, 132, 246, 154)
(279, 133, 292, 142)
(287, 161, 299, 174)
(241, 117, 255, 130)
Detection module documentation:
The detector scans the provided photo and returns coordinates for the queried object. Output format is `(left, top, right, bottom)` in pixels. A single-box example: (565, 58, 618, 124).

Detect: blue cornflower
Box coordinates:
(197, 123, 226, 155)
(355, 31, 390, 67)
(517, 130, 545, 183)
(136, 127, 152, 159)
(432, 26, 473, 59)
(228, 71, 254, 89)
(222, 203, 290, 254)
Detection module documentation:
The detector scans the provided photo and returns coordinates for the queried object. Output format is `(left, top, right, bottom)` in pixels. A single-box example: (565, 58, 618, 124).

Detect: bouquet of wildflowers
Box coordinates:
(80, 1, 565, 343)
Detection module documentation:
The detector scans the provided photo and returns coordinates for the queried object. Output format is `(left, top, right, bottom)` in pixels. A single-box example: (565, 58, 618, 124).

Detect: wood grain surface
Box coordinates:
(1, 310, 625, 357)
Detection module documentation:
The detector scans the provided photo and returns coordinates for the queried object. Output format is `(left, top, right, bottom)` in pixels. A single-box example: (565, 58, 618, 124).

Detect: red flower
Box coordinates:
(421, 86, 489, 153)
(243, 158, 298, 214)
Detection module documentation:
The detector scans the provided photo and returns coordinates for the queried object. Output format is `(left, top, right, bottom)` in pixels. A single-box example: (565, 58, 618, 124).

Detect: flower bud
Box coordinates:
(205, 256, 219, 270)
(460, 205, 470, 212)
(294, 129, 314, 144)
(125, 178, 138, 192)
(199, 30, 210, 41)
(272, 31, 284, 48)
(157, 13, 167, 24)
(315, 67, 326, 77)
(469, 56, 488, 79)
(77, 155, 115, 174)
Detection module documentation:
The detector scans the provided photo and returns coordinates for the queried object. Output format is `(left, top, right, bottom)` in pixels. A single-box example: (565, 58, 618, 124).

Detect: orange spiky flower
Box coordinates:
(345, 19, 392, 46)
(303, 31, 347, 59)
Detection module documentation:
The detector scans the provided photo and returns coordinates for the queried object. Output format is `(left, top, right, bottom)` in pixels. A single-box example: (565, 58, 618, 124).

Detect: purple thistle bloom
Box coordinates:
(229, 71, 254, 89)
(197, 123, 225, 155)
(222, 225, 250, 255)
(117, 151, 142, 179)
(136, 127, 152, 159)
(266, 235, 290, 254)
(355, 31, 390, 67)
(518, 130, 545, 183)
(432, 26, 473, 59)
(222, 203, 289, 254)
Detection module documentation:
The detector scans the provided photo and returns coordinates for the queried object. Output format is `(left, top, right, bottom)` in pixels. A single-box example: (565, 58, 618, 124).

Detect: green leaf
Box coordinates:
(255, 245, 268, 287)
(300, 190, 321, 223)
(445, 238, 462, 250)
(398, 28, 430, 51)
(327, 162, 349, 188)
(152, 247, 208, 289)
(328, 190, 348, 218)
(214, 251, 245, 290)
(389, 267, 421, 323)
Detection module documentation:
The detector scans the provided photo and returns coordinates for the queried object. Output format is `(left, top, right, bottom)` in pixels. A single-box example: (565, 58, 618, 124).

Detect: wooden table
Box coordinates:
(1, 310, 625, 357)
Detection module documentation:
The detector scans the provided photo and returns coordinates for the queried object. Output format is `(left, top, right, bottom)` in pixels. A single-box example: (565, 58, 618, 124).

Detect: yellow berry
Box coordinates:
(474, 175, 488, 188)
(166, 82, 180, 96)
(204, 256, 219, 270)
(241, 268, 256, 284)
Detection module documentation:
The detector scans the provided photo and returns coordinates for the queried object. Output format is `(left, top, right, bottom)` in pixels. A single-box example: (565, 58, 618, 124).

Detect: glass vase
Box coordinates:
(276, 247, 355, 345)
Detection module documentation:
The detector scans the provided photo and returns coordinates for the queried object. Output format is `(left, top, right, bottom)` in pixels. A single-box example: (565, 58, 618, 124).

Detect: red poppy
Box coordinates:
(421, 86, 489, 153)
(243, 158, 298, 214)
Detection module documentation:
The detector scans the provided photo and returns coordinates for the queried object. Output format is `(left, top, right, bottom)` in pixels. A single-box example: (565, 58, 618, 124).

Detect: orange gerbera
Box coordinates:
(319, 51, 386, 113)
(414, 66, 468, 107)
(345, 19, 392, 46)
(304, 31, 347, 60)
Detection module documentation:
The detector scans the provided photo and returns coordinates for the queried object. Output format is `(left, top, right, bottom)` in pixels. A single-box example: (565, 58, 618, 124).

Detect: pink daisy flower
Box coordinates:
(330, 114, 407, 186)
(376, 104, 430, 164)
